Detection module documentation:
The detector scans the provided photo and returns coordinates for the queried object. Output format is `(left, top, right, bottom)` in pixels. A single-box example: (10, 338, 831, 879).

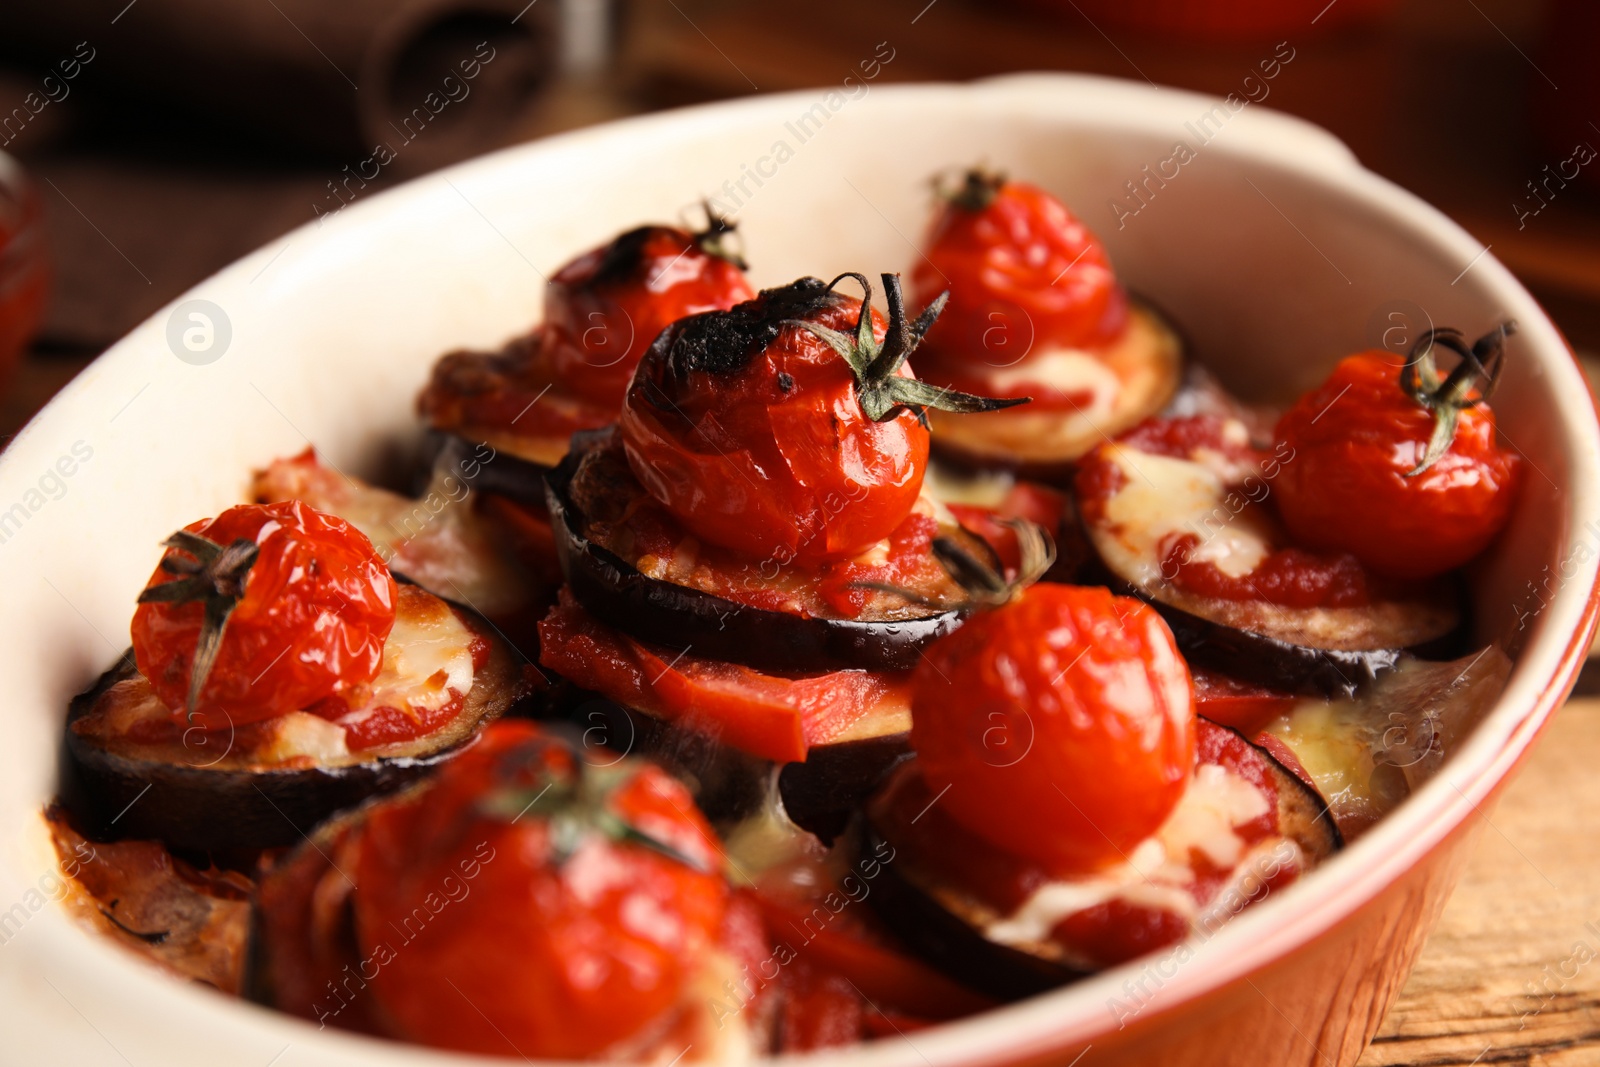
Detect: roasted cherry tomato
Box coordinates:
(1273, 336, 1519, 579)
(620, 272, 1019, 563)
(909, 583, 1195, 874)
(542, 223, 755, 406)
(911, 170, 1127, 368)
(619, 276, 919, 562)
(351, 720, 729, 1060)
(131, 500, 396, 731)
(418, 221, 753, 444)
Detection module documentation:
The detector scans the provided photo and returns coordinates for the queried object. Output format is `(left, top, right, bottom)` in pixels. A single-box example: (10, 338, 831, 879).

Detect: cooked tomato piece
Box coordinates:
(418, 333, 612, 445)
(912, 170, 1127, 371)
(419, 224, 753, 443)
(349, 721, 730, 1060)
(565, 427, 974, 623)
(619, 273, 1017, 565)
(910, 583, 1195, 874)
(1191, 666, 1297, 736)
(619, 276, 929, 563)
(1274, 342, 1519, 578)
(131, 500, 396, 731)
(776, 961, 865, 1051)
(538, 590, 909, 763)
(752, 892, 991, 1021)
(1050, 899, 1191, 967)
(946, 480, 1071, 578)
(542, 223, 755, 407)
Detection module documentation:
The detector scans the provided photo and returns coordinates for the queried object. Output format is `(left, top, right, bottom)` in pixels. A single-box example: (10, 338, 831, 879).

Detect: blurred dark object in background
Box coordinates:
(1030, 0, 1397, 41)
(0, 152, 48, 394)
(2, 0, 1600, 446)
(1, 0, 563, 170)
(1534, 0, 1600, 193)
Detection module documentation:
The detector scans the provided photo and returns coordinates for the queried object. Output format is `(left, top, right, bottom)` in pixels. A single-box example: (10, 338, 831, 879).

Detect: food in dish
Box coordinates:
(909, 170, 1184, 477)
(418, 215, 756, 482)
(47, 169, 1525, 1060)
(65, 501, 526, 852)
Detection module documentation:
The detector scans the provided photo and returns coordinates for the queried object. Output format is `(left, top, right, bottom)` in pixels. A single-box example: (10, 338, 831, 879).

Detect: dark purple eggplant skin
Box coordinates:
(1148, 595, 1404, 699)
(546, 428, 968, 674)
(861, 820, 1074, 1000)
(862, 728, 1342, 1001)
(1078, 550, 1465, 700)
(558, 693, 909, 842)
(420, 429, 551, 508)
(63, 629, 524, 854)
(244, 800, 374, 1023)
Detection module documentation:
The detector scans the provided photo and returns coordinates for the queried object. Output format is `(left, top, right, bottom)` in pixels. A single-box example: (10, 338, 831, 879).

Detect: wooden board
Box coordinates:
(1358, 695, 1600, 1066)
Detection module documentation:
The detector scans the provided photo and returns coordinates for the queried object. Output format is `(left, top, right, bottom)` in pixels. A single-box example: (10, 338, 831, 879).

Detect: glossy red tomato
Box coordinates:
(1273, 352, 1520, 578)
(911, 172, 1127, 368)
(131, 500, 396, 731)
(619, 276, 930, 563)
(909, 583, 1195, 874)
(349, 721, 729, 1060)
(543, 223, 755, 406)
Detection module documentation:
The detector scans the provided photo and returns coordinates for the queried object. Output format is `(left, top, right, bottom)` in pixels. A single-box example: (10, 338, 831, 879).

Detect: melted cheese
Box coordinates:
(1099, 442, 1274, 585)
(983, 760, 1275, 947)
(984, 344, 1123, 415)
(927, 302, 1182, 463)
(1156, 763, 1271, 869)
(331, 587, 476, 735)
(252, 713, 351, 763)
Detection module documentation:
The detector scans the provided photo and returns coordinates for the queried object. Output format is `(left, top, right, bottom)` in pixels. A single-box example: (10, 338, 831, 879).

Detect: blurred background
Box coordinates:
(1, 0, 1598, 443)
(2, 4, 1600, 1062)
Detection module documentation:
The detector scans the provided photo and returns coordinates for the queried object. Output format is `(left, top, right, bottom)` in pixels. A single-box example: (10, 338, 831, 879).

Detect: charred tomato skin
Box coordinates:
(542, 224, 755, 407)
(131, 500, 397, 731)
(912, 177, 1127, 366)
(1273, 352, 1519, 578)
(349, 720, 728, 1060)
(909, 583, 1195, 875)
(619, 278, 930, 563)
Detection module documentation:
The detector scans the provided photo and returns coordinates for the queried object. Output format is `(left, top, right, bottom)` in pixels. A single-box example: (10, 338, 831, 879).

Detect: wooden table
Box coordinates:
(1358, 696, 1600, 1066)
(3, 1, 1598, 1062)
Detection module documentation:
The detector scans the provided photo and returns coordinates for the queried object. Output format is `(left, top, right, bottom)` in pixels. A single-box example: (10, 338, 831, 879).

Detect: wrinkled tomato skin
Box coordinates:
(909, 583, 1195, 874)
(1273, 353, 1520, 578)
(912, 179, 1127, 371)
(543, 225, 754, 407)
(351, 722, 729, 1060)
(417, 226, 752, 442)
(619, 288, 929, 563)
(131, 500, 396, 731)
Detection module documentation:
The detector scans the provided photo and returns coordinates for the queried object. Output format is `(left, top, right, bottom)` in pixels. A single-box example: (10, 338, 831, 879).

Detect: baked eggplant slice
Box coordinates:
(547, 427, 989, 673)
(864, 719, 1341, 1000)
(66, 585, 527, 853)
(563, 692, 910, 841)
(416, 329, 607, 479)
(419, 428, 555, 508)
(927, 299, 1185, 482)
(1074, 414, 1461, 697)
